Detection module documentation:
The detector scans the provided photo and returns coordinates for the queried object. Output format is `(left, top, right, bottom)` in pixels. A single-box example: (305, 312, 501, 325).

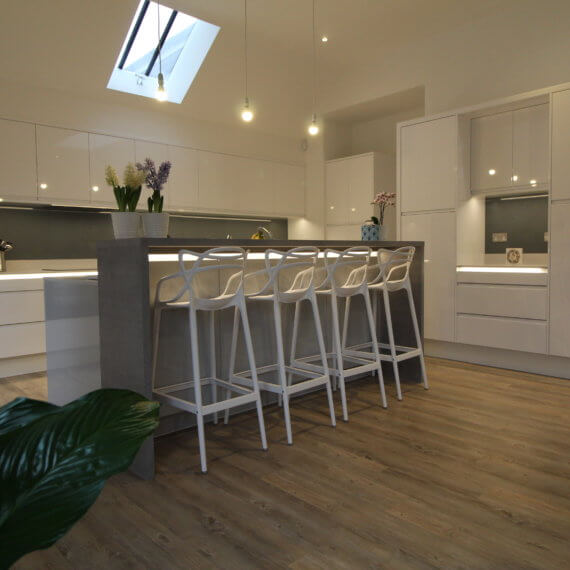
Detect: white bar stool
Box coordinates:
(150, 247, 267, 473)
(344, 246, 428, 399)
(294, 247, 387, 421)
(231, 246, 336, 445)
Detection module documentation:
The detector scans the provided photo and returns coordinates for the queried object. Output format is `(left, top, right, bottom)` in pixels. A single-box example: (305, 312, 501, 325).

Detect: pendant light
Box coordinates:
(307, 0, 319, 136)
(155, 0, 167, 102)
(240, 0, 254, 122)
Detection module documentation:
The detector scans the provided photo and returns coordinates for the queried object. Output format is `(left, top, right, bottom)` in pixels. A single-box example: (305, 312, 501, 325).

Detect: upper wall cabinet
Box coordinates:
(512, 104, 549, 188)
(198, 152, 304, 217)
(470, 104, 549, 192)
(551, 89, 570, 201)
(89, 134, 135, 207)
(326, 153, 375, 225)
(400, 116, 458, 213)
(166, 146, 198, 210)
(0, 119, 37, 202)
(36, 126, 90, 203)
(470, 111, 512, 190)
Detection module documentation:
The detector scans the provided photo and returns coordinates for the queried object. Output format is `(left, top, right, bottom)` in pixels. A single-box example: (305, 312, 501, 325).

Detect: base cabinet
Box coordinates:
(549, 202, 570, 357)
(400, 211, 456, 342)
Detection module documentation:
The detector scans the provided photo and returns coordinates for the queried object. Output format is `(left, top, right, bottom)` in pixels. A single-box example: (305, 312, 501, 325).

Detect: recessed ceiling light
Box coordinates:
(488, 169, 496, 175)
(40, 183, 48, 189)
(92, 186, 99, 192)
(321, 36, 328, 43)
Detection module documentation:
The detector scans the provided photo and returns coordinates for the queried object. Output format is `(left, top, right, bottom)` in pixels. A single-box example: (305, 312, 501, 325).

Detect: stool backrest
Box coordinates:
(375, 246, 415, 286)
(320, 246, 371, 293)
(248, 246, 318, 299)
(177, 247, 246, 303)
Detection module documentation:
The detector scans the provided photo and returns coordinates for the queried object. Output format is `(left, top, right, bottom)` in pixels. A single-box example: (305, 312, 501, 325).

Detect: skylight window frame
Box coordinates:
(107, 0, 220, 104)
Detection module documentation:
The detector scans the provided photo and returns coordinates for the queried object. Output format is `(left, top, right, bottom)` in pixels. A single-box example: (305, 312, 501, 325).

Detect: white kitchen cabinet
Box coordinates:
(166, 145, 199, 210)
(326, 159, 349, 224)
(400, 211, 456, 342)
(549, 202, 570, 357)
(270, 161, 305, 217)
(89, 134, 135, 206)
(400, 116, 457, 212)
(0, 119, 37, 202)
(512, 104, 549, 188)
(470, 111, 512, 191)
(551, 89, 570, 201)
(36, 126, 90, 203)
(198, 152, 303, 216)
(326, 153, 375, 226)
(456, 314, 547, 354)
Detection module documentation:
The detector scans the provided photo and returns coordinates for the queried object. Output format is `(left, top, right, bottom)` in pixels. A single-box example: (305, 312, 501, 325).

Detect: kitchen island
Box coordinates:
(95, 238, 424, 479)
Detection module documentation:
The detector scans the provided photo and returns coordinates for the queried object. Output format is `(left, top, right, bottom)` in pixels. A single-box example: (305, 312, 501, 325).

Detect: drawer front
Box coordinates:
(456, 314, 547, 354)
(0, 322, 46, 358)
(0, 290, 45, 325)
(456, 284, 547, 320)
(456, 271, 548, 286)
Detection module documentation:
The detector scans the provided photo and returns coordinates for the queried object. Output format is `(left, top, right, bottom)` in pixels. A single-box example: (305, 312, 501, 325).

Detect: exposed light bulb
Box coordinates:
(488, 169, 496, 175)
(92, 186, 99, 192)
(156, 73, 167, 102)
(40, 183, 48, 190)
(321, 36, 328, 42)
(512, 174, 518, 182)
(241, 97, 254, 122)
(308, 113, 319, 136)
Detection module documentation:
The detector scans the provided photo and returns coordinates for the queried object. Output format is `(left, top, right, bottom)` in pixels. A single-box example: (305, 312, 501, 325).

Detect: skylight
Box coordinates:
(107, 0, 220, 104)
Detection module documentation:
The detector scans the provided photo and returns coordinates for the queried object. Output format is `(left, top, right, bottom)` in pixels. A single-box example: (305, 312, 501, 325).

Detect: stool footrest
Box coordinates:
(293, 354, 378, 378)
(344, 342, 422, 363)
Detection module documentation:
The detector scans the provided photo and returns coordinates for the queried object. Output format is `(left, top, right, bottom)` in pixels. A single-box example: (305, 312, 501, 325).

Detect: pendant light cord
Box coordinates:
(244, 0, 248, 100)
(312, 0, 316, 114)
(157, 0, 163, 75)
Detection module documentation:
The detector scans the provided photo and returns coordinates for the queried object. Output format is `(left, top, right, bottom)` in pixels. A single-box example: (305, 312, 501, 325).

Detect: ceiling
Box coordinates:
(1, 0, 530, 138)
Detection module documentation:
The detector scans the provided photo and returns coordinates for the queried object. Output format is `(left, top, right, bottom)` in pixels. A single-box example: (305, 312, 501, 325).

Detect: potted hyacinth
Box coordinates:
(136, 158, 172, 238)
(361, 192, 396, 241)
(105, 163, 146, 239)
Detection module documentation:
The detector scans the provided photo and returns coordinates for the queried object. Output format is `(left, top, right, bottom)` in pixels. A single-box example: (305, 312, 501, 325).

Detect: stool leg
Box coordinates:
(225, 306, 240, 424)
(239, 297, 268, 451)
(288, 301, 301, 386)
(331, 293, 348, 421)
(151, 306, 162, 391)
(190, 308, 208, 473)
(311, 294, 336, 427)
(341, 296, 351, 351)
(365, 290, 388, 408)
(209, 311, 218, 424)
(274, 299, 293, 444)
(407, 283, 429, 390)
(382, 287, 402, 401)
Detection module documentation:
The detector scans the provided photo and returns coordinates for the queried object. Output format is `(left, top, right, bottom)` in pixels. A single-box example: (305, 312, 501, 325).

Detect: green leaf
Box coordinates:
(0, 389, 159, 568)
(113, 186, 126, 211)
(128, 186, 142, 212)
(147, 196, 153, 213)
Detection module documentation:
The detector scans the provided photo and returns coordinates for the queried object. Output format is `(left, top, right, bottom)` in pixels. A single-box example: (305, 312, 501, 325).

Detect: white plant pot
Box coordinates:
(111, 212, 141, 239)
(142, 212, 170, 238)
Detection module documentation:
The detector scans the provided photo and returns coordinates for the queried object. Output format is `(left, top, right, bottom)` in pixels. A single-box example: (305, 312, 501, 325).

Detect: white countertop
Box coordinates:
(0, 259, 97, 281)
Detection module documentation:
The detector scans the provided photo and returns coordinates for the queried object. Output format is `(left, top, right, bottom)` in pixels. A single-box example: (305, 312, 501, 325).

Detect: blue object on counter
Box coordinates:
(361, 223, 382, 241)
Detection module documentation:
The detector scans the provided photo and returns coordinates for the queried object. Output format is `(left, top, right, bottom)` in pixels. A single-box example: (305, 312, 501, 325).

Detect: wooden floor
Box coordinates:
(4, 358, 570, 569)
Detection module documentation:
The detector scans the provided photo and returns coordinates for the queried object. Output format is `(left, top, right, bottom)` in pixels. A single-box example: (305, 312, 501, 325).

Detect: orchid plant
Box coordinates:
(105, 163, 146, 212)
(136, 158, 172, 213)
(370, 192, 396, 225)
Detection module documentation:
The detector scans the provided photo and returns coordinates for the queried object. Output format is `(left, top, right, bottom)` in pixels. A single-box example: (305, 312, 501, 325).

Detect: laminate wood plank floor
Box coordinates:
(4, 358, 570, 569)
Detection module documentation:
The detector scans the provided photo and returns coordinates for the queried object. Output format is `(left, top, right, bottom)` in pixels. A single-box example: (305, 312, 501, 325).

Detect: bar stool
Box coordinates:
(150, 247, 267, 473)
(230, 246, 336, 445)
(294, 247, 387, 421)
(343, 246, 429, 399)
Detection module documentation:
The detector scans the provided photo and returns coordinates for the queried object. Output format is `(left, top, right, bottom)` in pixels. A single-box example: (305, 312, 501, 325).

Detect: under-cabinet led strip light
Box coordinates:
(456, 266, 547, 274)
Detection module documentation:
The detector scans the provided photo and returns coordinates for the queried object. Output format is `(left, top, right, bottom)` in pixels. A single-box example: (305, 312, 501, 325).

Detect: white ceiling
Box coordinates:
(1, 0, 532, 138)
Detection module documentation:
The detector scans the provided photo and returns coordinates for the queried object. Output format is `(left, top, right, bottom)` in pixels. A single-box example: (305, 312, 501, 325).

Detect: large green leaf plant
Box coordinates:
(0, 389, 159, 568)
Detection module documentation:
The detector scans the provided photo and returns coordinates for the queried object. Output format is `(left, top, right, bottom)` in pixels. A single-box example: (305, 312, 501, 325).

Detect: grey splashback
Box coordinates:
(0, 207, 287, 259)
(485, 195, 548, 254)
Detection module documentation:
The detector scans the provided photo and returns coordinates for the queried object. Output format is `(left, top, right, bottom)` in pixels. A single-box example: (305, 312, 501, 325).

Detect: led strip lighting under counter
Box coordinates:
(457, 266, 548, 274)
(0, 271, 98, 281)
